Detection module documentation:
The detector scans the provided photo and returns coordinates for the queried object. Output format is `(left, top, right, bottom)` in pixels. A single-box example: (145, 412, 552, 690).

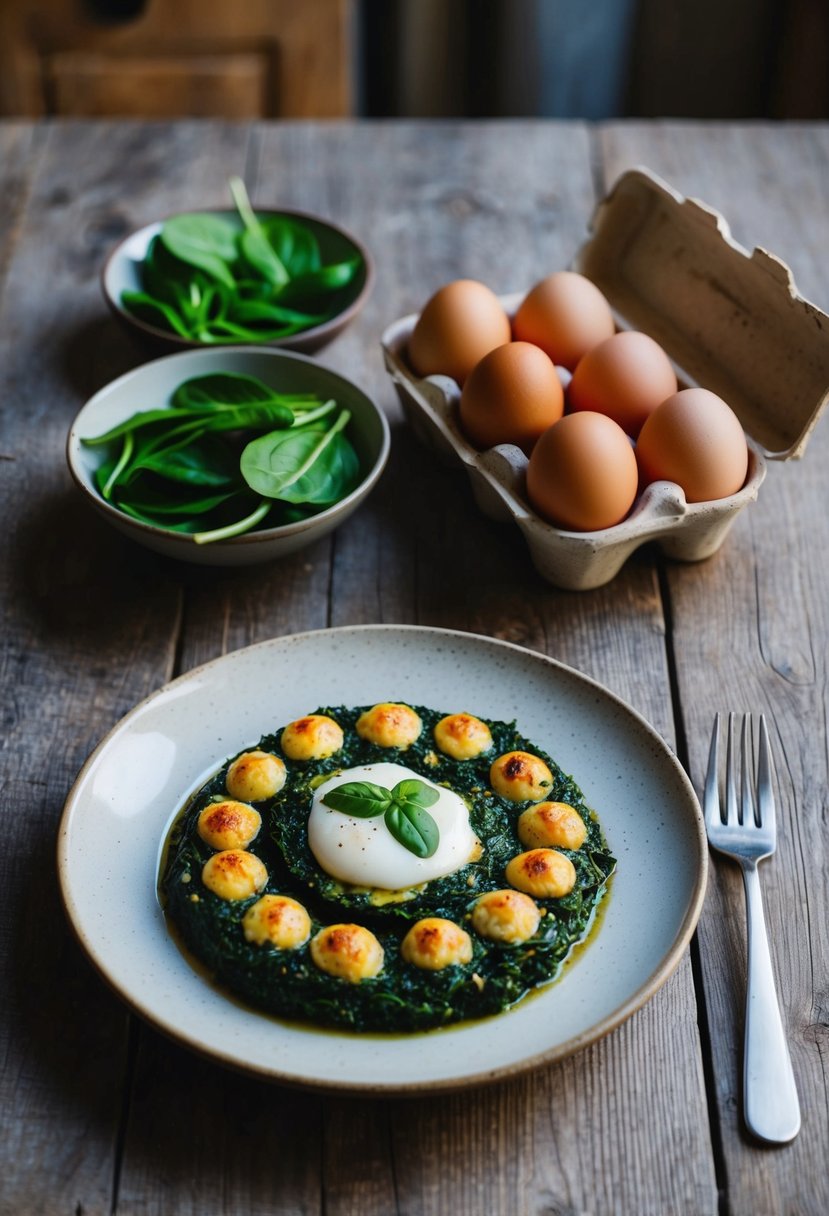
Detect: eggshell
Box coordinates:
(408, 280, 512, 386)
(513, 271, 616, 370)
(568, 331, 678, 437)
(459, 341, 564, 454)
(636, 388, 749, 502)
(526, 412, 639, 531)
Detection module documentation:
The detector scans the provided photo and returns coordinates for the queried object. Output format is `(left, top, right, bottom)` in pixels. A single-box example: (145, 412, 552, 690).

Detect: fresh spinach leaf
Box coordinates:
(240, 409, 358, 505)
(230, 176, 290, 290)
(159, 213, 238, 289)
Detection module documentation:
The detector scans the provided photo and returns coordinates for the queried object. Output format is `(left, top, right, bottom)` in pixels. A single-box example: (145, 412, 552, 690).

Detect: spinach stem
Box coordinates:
(102, 431, 134, 500)
(228, 176, 260, 235)
(192, 499, 272, 544)
(290, 399, 337, 427)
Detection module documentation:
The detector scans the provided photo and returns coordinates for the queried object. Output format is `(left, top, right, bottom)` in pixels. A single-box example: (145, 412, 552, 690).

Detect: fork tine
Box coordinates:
(741, 714, 755, 827)
(725, 712, 740, 826)
(756, 714, 776, 835)
(704, 713, 722, 827)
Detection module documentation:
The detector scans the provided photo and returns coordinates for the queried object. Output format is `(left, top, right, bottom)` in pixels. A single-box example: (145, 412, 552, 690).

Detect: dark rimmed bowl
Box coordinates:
(102, 208, 374, 355)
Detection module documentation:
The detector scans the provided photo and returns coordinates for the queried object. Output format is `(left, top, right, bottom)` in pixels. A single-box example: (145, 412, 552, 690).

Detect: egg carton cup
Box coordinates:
(381, 169, 829, 591)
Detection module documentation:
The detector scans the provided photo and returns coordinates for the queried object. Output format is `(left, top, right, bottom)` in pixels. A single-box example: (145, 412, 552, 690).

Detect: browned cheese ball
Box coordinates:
(356, 702, 422, 749)
(505, 848, 577, 899)
(400, 917, 473, 970)
(310, 923, 384, 982)
(281, 714, 344, 761)
(197, 800, 262, 851)
(242, 894, 312, 949)
(471, 889, 541, 944)
(201, 849, 268, 901)
(433, 712, 493, 760)
(489, 751, 553, 802)
(226, 750, 287, 801)
(517, 802, 588, 851)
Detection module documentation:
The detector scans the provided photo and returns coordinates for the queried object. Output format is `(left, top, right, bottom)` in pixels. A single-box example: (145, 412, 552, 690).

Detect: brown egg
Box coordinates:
(527, 412, 639, 532)
(636, 388, 749, 503)
(513, 271, 616, 371)
(459, 341, 564, 454)
(568, 331, 678, 437)
(407, 280, 512, 386)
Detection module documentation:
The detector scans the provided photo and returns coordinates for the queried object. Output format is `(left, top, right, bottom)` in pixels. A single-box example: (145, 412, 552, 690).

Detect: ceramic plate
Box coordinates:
(58, 626, 707, 1093)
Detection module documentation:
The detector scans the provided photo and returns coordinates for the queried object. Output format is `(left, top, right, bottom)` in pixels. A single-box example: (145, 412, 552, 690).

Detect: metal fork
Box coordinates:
(703, 712, 800, 1143)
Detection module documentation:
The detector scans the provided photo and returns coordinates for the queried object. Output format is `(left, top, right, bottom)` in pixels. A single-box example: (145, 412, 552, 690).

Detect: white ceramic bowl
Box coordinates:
(66, 347, 390, 566)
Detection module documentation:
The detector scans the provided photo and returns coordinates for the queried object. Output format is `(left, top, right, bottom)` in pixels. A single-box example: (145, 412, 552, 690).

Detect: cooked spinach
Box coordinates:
(121, 178, 364, 343)
(161, 704, 616, 1032)
(82, 371, 362, 542)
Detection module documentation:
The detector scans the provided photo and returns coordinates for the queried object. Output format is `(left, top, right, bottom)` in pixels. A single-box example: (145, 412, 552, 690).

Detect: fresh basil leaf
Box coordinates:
(160, 214, 238, 289)
(391, 779, 440, 809)
(321, 781, 393, 818)
(384, 802, 440, 859)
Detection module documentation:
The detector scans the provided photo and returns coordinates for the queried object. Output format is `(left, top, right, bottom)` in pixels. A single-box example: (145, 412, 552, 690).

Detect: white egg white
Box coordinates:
(308, 762, 478, 890)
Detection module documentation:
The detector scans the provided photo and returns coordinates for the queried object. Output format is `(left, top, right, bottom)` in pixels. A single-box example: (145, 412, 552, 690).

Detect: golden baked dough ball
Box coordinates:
(310, 923, 384, 982)
(356, 703, 422, 749)
(489, 751, 553, 802)
(471, 889, 541, 944)
(400, 917, 473, 970)
(505, 849, 576, 899)
(201, 850, 268, 901)
(433, 713, 493, 760)
(226, 750, 287, 801)
(281, 714, 344, 761)
(517, 802, 588, 851)
(197, 800, 261, 851)
(242, 894, 311, 949)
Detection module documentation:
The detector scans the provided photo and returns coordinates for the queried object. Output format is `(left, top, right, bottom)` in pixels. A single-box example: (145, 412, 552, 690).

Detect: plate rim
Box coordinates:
(57, 623, 708, 1093)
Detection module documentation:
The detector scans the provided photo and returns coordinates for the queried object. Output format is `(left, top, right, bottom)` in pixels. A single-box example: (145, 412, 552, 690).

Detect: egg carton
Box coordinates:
(381, 168, 829, 591)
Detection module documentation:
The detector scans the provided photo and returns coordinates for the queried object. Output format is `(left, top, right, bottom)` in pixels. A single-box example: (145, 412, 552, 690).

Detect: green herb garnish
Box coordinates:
(322, 778, 441, 859)
(121, 178, 363, 343)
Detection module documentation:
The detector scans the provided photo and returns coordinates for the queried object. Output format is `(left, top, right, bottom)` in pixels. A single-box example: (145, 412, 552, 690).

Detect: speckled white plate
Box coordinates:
(58, 625, 706, 1093)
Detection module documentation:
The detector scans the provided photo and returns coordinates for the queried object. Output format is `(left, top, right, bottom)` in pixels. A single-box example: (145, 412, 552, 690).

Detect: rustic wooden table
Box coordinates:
(1, 118, 827, 1216)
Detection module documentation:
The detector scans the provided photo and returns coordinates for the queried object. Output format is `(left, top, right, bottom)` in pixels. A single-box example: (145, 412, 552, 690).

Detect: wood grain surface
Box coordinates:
(0, 118, 826, 1216)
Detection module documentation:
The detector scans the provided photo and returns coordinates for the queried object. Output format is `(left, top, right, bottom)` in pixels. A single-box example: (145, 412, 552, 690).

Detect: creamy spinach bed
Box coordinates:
(161, 703, 615, 1032)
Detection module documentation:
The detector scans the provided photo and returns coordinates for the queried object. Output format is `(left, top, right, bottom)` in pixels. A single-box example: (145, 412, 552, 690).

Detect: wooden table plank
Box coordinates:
(598, 121, 829, 1216)
(110, 120, 717, 1216)
(0, 120, 256, 1216)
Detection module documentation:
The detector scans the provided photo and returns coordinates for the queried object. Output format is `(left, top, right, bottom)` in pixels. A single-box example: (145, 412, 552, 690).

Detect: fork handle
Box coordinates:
(741, 861, 800, 1143)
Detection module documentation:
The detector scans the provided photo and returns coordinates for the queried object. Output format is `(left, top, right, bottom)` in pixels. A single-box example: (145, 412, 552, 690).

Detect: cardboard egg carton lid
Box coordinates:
(574, 168, 829, 460)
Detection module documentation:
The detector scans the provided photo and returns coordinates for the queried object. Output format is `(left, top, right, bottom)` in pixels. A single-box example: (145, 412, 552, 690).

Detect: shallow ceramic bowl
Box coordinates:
(102, 209, 374, 354)
(66, 347, 390, 567)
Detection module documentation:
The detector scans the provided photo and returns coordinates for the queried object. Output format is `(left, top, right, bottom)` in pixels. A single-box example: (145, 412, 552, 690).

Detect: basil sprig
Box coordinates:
(321, 779, 440, 859)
